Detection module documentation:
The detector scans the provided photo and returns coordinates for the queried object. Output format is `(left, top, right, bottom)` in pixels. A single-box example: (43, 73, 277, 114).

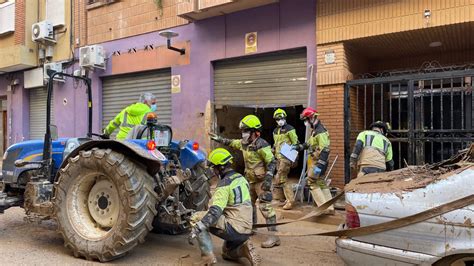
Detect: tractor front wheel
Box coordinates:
(54, 148, 158, 262)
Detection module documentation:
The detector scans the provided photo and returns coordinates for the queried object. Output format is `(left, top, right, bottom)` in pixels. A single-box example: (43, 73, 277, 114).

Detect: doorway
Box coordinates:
(344, 69, 474, 183)
(215, 105, 306, 178)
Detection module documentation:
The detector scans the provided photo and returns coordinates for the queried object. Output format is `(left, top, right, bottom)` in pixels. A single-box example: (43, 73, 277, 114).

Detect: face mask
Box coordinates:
(304, 121, 311, 127)
(150, 104, 157, 112)
(242, 132, 251, 143)
(277, 119, 286, 127)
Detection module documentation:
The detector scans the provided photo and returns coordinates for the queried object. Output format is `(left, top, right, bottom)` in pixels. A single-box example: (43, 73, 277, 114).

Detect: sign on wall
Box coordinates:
(324, 50, 336, 64)
(245, 32, 258, 54)
(171, 75, 181, 94)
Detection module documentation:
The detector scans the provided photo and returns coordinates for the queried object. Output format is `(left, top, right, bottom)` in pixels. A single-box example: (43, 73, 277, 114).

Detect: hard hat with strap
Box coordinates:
(208, 148, 233, 166)
(300, 107, 319, 120)
(239, 115, 262, 130)
(369, 121, 391, 135)
(273, 108, 287, 119)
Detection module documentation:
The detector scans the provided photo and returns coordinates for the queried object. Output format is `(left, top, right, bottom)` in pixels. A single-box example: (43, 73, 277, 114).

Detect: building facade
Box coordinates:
(0, 0, 473, 188)
(316, 0, 474, 184)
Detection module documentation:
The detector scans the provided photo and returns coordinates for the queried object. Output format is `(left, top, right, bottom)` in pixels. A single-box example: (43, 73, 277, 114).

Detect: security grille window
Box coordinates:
(344, 69, 474, 183)
(102, 70, 171, 139)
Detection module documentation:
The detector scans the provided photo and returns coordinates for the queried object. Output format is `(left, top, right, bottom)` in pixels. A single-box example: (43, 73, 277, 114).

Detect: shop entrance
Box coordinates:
(344, 68, 474, 183)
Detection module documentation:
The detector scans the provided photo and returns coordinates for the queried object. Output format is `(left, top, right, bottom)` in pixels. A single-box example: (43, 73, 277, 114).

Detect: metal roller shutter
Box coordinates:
(214, 49, 307, 107)
(102, 70, 172, 136)
(29, 87, 54, 140)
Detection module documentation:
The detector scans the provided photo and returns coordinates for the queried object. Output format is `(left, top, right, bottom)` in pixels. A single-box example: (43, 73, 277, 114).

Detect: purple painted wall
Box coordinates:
(1, 0, 316, 150)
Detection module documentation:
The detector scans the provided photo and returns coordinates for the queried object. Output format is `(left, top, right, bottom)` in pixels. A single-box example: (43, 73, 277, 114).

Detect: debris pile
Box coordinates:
(346, 144, 474, 193)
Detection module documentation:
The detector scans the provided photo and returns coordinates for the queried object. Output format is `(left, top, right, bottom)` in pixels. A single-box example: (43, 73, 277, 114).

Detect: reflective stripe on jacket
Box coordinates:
(104, 102, 151, 140)
(273, 124, 299, 160)
(354, 130, 393, 169)
(228, 137, 275, 183)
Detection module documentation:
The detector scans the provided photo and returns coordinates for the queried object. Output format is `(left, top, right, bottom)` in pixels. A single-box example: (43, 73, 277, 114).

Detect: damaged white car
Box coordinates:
(337, 145, 474, 266)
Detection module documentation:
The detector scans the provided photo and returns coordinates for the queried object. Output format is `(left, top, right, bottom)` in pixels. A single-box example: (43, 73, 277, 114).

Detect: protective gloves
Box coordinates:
(189, 220, 207, 239)
(208, 133, 223, 143)
(291, 144, 305, 152)
(313, 166, 322, 177)
(261, 172, 273, 191)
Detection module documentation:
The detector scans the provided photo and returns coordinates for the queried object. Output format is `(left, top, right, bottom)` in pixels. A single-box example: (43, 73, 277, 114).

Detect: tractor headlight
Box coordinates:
(63, 139, 81, 159)
(2, 151, 8, 161)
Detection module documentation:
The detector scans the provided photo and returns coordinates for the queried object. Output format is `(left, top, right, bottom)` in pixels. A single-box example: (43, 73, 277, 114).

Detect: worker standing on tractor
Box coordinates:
(272, 108, 299, 210)
(209, 115, 281, 248)
(292, 107, 334, 214)
(350, 121, 394, 179)
(103, 92, 157, 140)
(189, 148, 260, 265)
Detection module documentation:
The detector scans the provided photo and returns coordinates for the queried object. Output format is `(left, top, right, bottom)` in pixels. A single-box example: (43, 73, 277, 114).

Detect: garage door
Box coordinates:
(29, 87, 54, 140)
(102, 70, 172, 136)
(214, 49, 308, 107)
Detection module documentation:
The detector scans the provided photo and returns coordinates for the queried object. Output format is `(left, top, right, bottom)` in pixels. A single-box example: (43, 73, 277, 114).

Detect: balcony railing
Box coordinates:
(178, 0, 278, 21)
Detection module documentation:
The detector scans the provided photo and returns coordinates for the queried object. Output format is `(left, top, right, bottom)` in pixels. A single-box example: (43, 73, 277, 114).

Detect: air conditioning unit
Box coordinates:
(79, 45, 106, 70)
(44, 62, 64, 82)
(32, 20, 55, 43)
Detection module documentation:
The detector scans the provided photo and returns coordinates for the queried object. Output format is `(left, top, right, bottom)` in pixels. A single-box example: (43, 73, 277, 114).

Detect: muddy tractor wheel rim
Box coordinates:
(66, 172, 120, 240)
(88, 179, 120, 228)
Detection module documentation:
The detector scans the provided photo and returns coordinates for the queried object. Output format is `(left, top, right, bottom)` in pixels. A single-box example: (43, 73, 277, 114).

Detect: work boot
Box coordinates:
(222, 241, 261, 266)
(322, 188, 335, 215)
(240, 240, 261, 265)
(196, 230, 217, 265)
(282, 183, 295, 210)
(261, 216, 281, 248)
(282, 200, 293, 210)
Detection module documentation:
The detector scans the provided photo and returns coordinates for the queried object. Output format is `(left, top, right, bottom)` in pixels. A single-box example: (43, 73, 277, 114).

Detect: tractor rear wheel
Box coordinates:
(54, 148, 158, 262)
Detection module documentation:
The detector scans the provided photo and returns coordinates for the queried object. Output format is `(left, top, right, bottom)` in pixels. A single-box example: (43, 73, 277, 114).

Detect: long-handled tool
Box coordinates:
(323, 155, 338, 187)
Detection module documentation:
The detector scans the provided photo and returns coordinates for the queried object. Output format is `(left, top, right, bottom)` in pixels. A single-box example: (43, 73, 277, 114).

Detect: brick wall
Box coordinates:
(317, 0, 474, 45)
(14, 0, 25, 45)
(316, 84, 345, 188)
(74, 0, 88, 47)
(86, 0, 189, 44)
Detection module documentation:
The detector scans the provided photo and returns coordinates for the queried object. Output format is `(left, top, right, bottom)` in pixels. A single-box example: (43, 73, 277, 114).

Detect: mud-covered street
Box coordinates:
(0, 207, 343, 265)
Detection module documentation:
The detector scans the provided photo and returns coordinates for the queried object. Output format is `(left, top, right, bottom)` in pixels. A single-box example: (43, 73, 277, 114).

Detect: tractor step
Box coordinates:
(0, 192, 21, 214)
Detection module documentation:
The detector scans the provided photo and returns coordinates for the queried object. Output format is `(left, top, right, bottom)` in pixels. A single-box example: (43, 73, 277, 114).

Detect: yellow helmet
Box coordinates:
(208, 148, 233, 166)
(239, 115, 262, 130)
(273, 108, 287, 119)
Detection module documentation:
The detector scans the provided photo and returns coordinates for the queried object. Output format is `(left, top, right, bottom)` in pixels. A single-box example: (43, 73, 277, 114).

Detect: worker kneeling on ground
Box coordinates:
(190, 148, 260, 265)
(292, 107, 334, 215)
(103, 92, 157, 140)
(272, 108, 299, 210)
(350, 121, 394, 179)
(209, 115, 281, 248)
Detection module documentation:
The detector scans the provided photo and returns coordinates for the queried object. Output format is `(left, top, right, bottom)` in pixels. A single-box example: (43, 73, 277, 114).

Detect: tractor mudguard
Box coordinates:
(55, 140, 162, 182)
(170, 140, 207, 170)
(2, 139, 67, 185)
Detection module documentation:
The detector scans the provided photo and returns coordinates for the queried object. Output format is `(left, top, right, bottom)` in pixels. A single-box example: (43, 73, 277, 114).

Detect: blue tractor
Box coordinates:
(0, 71, 211, 261)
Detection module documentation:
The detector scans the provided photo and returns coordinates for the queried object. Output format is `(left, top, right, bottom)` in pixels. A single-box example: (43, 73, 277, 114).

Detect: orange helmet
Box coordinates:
(300, 107, 319, 120)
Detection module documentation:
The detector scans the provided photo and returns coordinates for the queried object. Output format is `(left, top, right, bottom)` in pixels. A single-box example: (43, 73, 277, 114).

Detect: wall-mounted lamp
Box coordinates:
(424, 9, 431, 18)
(159, 30, 186, 55)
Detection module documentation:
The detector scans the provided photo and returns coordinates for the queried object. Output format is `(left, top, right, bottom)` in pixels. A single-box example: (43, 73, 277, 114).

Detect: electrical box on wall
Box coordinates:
(79, 45, 106, 70)
(24, 68, 45, 89)
(46, 0, 65, 27)
(44, 62, 64, 82)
